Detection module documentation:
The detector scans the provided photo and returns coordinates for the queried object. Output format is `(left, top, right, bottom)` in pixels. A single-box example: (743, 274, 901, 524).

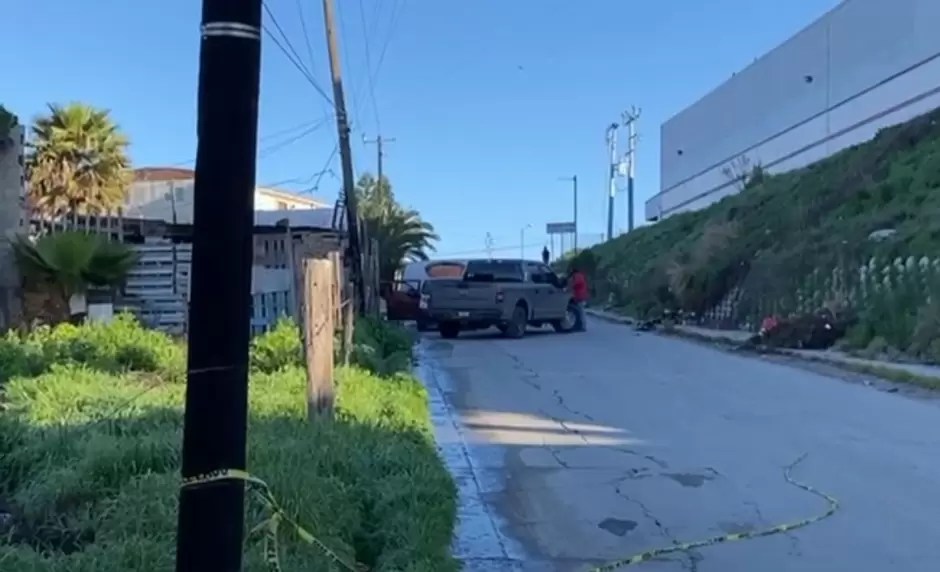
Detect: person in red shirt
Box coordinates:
(568, 264, 588, 332)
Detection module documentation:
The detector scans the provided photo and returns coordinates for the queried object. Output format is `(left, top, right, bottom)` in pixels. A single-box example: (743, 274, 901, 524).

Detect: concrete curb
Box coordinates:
(586, 308, 940, 389)
(413, 343, 529, 570)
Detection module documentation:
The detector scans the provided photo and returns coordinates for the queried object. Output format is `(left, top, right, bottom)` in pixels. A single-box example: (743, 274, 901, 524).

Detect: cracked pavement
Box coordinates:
(419, 317, 940, 571)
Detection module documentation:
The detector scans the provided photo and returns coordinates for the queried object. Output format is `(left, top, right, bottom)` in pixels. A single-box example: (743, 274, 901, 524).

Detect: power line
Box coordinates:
(305, 143, 340, 194)
(357, 0, 381, 131)
(335, 0, 363, 132)
(294, 0, 319, 78)
(261, 1, 333, 105)
(345, 0, 405, 135)
(435, 242, 547, 259)
(162, 118, 330, 167)
(259, 119, 328, 142)
(370, 0, 406, 90)
(257, 119, 328, 159)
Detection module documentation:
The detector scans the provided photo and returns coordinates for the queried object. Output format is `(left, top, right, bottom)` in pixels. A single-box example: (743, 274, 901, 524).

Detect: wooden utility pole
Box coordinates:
(363, 134, 396, 184)
(175, 0, 262, 569)
(302, 257, 335, 418)
(329, 250, 354, 364)
(321, 0, 365, 311)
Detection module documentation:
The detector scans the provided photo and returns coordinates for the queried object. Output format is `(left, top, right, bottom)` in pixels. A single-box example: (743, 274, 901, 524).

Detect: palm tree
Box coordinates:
(355, 173, 439, 282)
(11, 231, 138, 320)
(26, 102, 131, 217)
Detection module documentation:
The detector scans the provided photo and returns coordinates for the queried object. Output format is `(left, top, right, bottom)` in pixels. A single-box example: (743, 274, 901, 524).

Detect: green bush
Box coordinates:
(351, 315, 413, 376)
(0, 345, 455, 571)
(249, 314, 414, 377)
(249, 316, 303, 373)
(0, 313, 185, 384)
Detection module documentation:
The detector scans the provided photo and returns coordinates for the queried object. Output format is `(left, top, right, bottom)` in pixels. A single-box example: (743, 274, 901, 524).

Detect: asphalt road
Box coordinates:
(418, 316, 940, 571)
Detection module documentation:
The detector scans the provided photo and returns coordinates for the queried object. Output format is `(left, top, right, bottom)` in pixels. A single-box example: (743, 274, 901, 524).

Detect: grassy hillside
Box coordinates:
(583, 106, 940, 357)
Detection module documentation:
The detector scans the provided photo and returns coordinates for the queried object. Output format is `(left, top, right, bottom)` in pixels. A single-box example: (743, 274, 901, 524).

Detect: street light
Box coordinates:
(520, 224, 532, 259)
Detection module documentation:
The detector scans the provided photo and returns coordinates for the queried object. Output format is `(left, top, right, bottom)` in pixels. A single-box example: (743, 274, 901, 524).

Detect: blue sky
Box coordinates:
(4, 0, 838, 259)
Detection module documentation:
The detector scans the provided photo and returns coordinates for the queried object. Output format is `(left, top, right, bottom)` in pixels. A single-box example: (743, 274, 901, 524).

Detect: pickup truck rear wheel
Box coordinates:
(504, 304, 527, 338)
(439, 322, 460, 339)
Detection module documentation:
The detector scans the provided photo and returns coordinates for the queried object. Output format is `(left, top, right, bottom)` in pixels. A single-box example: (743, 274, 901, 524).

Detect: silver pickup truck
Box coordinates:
(423, 259, 578, 339)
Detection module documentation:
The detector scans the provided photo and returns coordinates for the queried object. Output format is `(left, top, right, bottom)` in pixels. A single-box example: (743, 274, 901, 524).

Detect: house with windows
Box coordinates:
(126, 166, 329, 224)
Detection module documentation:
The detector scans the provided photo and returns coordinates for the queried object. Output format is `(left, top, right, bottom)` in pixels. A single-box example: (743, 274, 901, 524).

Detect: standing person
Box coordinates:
(568, 262, 588, 332)
(541, 245, 550, 265)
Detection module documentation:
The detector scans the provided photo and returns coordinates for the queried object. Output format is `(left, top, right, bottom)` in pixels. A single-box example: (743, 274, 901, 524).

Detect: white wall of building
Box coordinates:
(124, 180, 327, 224)
(648, 0, 940, 220)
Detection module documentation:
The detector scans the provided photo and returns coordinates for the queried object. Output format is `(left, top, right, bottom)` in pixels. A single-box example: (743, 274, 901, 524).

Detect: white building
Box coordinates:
(647, 0, 940, 221)
(127, 167, 330, 224)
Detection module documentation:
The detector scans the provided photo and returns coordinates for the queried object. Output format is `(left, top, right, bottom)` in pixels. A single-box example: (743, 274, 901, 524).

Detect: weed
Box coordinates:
(0, 316, 457, 571)
(583, 106, 940, 355)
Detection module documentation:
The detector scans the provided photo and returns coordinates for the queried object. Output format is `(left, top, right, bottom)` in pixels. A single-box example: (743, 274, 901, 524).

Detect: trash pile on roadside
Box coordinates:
(633, 307, 854, 352)
(745, 308, 852, 350)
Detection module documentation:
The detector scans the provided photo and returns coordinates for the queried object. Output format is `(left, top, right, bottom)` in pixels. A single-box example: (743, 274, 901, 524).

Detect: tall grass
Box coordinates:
(0, 315, 457, 572)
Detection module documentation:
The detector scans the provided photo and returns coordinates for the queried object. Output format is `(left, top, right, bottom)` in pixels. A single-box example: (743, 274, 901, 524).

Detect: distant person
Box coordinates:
(568, 262, 588, 332)
(541, 246, 550, 264)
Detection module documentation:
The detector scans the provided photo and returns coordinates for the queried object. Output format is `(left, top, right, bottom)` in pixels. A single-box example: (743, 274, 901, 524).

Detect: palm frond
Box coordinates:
(26, 102, 131, 216)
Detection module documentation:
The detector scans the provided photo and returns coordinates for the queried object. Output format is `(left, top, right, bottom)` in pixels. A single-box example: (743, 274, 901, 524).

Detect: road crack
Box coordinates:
(745, 499, 803, 557)
(613, 482, 703, 571)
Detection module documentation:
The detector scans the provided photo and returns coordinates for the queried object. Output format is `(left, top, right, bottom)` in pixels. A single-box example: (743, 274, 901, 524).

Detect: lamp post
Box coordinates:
(520, 223, 532, 259)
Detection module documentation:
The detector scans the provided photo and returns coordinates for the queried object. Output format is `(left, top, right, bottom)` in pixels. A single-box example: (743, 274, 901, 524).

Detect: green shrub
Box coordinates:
(351, 316, 413, 376)
(249, 314, 413, 377)
(0, 313, 184, 384)
(249, 316, 303, 373)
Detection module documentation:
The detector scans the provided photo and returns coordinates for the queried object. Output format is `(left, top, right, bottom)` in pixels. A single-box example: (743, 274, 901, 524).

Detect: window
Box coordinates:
(425, 262, 465, 278)
(463, 260, 523, 283)
(276, 201, 289, 210)
(527, 263, 562, 286)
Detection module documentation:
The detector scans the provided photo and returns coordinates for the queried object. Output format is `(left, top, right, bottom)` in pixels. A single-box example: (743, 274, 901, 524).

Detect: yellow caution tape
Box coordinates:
(588, 454, 839, 570)
(180, 469, 368, 572)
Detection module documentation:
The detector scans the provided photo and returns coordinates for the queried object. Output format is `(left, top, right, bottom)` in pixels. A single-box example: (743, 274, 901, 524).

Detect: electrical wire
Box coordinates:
(335, 0, 364, 132)
(257, 119, 328, 159)
(162, 118, 330, 168)
(261, 1, 333, 105)
(369, 0, 406, 91)
(305, 144, 340, 194)
(294, 0, 320, 81)
(434, 242, 547, 259)
(357, 0, 382, 131)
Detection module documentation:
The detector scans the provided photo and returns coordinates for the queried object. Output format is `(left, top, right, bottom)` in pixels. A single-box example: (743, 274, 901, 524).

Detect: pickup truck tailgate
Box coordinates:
(425, 280, 498, 310)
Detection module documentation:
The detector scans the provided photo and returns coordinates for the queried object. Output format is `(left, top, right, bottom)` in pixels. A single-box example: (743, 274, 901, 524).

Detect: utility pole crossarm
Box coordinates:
(362, 134, 396, 184)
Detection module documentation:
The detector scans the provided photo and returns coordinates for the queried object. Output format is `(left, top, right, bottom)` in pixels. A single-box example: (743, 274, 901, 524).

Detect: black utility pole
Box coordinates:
(175, 0, 262, 570)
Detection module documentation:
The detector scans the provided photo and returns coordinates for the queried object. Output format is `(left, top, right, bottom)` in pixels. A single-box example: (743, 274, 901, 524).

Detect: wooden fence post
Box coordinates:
(302, 257, 335, 419)
(342, 283, 354, 365)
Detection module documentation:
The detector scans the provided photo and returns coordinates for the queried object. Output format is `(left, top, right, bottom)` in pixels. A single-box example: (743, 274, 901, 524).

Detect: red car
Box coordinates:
(383, 260, 467, 331)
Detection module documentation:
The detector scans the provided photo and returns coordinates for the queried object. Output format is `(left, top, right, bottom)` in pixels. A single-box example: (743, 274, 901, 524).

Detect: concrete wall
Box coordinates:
(124, 180, 326, 224)
(0, 124, 26, 328)
(648, 0, 940, 220)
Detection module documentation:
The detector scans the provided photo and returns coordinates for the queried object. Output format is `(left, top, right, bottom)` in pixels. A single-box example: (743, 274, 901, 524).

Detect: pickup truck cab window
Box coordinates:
(463, 260, 524, 283)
